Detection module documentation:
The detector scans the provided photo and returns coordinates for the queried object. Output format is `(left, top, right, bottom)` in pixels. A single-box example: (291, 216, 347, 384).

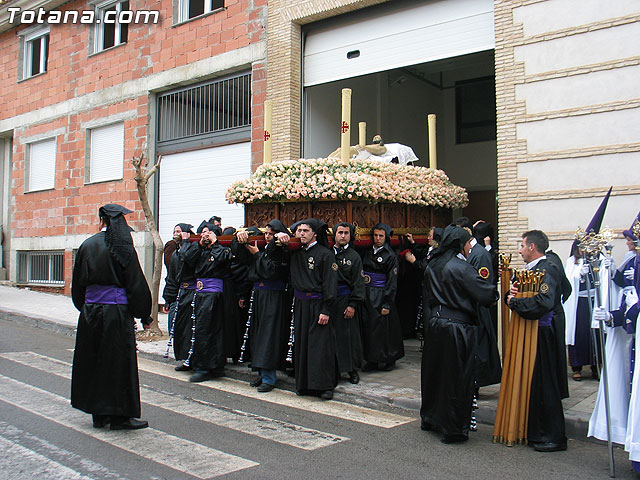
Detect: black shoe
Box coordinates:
(420, 421, 432, 431)
(209, 369, 225, 378)
(110, 418, 149, 430)
(362, 362, 377, 372)
(250, 377, 263, 387)
(175, 364, 192, 372)
(320, 389, 334, 400)
(591, 367, 600, 381)
(348, 371, 360, 384)
(296, 390, 304, 396)
(189, 371, 212, 383)
(441, 434, 468, 444)
(533, 442, 567, 452)
(382, 361, 395, 372)
(257, 383, 275, 393)
(92, 415, 110, 428)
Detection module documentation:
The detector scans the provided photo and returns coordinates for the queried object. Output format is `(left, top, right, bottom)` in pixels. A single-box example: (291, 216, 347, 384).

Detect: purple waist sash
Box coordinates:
(254, 280, 286, 291)
(180, 281, 196, 290)
(294, 290, 323, 300)
(538, 311, 553, 327)
(85, 284, 128, 304)
(337, 284, 352, 297)
(195, 278, 224, 293)
(363, 271, 386, 288)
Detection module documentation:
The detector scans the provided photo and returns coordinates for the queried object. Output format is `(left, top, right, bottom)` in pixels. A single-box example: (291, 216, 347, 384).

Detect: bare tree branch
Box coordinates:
(131, 148, 165, 340)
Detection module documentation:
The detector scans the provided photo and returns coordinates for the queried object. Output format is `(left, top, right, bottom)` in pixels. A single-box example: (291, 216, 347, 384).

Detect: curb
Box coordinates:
(0, 308, 76, 337)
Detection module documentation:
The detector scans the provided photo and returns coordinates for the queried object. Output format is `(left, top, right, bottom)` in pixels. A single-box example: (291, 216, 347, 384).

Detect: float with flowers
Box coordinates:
(224, 91, 468, 247)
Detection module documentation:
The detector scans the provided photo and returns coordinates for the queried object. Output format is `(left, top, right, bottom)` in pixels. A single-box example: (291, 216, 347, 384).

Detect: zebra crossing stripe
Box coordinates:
(0, 421, 129, 479)
(1, 351, 413, 428)
(0, 351, 347, 450)
(0, 433, 93, 480)
(0, 374, 258, 479)
(136, 358, 414, 428)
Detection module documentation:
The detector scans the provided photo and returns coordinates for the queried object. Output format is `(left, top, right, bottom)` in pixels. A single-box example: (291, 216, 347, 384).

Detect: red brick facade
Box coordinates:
(0, 0, 267, 291)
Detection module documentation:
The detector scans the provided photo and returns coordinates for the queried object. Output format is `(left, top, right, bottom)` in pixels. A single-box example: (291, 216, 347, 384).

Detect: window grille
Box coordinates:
(157, 73, 251, 144)
(17, 251, 64, 285)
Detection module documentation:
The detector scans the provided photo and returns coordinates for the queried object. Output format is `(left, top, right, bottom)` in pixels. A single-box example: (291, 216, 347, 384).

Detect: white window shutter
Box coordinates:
(29, 138, 56, 191)
(90, 122, 124, 183)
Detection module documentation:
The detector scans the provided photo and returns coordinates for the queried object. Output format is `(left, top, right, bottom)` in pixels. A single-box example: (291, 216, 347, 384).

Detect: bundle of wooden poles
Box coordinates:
(492, 267, 546, 446)
(498, 253, 512, 356)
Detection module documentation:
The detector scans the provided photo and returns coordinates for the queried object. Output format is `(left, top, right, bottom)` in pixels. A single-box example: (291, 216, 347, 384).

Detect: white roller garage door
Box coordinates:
(158, 142, 250, 245)
(303, 0, 495, 87)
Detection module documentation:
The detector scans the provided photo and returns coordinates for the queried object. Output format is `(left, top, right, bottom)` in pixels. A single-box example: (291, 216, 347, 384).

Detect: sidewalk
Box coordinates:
(0, 283, 599, 441)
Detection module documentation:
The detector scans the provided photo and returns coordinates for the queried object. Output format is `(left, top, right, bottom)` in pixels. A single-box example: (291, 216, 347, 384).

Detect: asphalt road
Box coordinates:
(0, 319, 635, 480)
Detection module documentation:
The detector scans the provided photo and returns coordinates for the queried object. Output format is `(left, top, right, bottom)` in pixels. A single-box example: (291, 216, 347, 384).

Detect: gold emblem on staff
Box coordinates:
(196, 280, 204, 291)
(539, 283, 549, 294)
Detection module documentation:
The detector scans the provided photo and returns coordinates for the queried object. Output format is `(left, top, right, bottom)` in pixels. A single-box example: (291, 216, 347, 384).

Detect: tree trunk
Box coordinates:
(132, 152, 164, 337)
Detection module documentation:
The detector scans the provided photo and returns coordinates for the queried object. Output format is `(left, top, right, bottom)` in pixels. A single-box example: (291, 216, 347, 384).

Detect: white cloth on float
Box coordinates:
(355, 143, 419, 165)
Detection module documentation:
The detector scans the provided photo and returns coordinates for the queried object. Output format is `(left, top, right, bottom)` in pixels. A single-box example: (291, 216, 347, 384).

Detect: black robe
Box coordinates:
(361, 246, 405, 364)
(168, 248, 197, 362)
(71, 231, 151, 418)
(182, 240, 233, 372)
(420, 254, 496, 437)
(235, 238, 291, 371)
(466, 242, 502, 387)
(332, 245, 365, 373)
(162, 242, 194, 336)
(290, 242, 338, 391)
(508, 257, 568, 444)
(222, 260, 251, 362)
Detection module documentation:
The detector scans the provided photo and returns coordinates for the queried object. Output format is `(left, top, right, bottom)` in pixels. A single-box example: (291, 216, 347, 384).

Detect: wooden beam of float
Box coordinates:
(194, 230, 433, 250)
(340, 88, 352, 164)
(427, 113, 437, 169)
(263, 100, 273, 164)
(359, 122, 366, 147)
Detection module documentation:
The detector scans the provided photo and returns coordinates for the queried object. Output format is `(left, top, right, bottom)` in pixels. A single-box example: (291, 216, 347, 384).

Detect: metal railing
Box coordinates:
(17, 250, 64, 285)
(157, 72, 251, 143)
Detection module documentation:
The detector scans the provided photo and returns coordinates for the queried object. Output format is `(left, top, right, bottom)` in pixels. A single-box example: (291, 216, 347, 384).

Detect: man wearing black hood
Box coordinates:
(163, 223, 198, 371)
(331, 222, 365, 384)
(235, 220, 291, 392)
(163, 223, 194, 335)
(361, 223, 404, 371)
(71, 204, 152, 430)
(281, 218, 338, 399)
(420, 225, 496, 443)
(454, 218, 502, 390)
(179, 220, 233, 382)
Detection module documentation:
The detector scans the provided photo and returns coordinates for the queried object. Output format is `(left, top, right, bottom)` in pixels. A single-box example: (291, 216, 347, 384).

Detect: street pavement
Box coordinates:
(3, 319, 635, 480)
(0, 283, 599, 441)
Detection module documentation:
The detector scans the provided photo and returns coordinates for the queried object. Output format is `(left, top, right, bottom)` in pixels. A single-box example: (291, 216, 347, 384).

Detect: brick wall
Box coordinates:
(1, 0, 267, 290)
(0, 0, 265, 119)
